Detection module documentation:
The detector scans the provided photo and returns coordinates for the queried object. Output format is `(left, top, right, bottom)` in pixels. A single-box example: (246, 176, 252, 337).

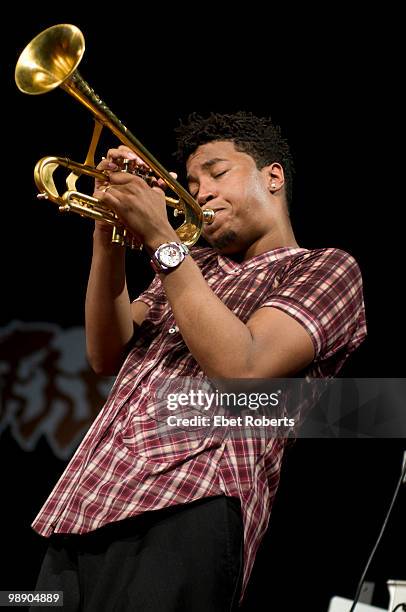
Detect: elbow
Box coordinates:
(86, 335, 136, 377)
(202, 348, 267, 379)
(86, 352, 122, 377)
(203, 361, 254, 380)
(91, 364, 120, 377)
(206, 331, 258, 379)
(201, 349, 255, 379)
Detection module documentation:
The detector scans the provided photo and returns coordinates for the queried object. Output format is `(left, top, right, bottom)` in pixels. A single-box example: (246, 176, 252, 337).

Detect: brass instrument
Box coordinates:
(15, 24, 215, 248)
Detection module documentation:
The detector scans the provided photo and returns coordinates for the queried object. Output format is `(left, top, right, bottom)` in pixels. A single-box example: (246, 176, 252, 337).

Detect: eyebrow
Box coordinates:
(186, 158, 228, 183)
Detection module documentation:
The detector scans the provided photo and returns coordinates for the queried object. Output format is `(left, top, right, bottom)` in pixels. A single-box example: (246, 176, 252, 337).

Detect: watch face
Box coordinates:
(158, 244, 183, 267)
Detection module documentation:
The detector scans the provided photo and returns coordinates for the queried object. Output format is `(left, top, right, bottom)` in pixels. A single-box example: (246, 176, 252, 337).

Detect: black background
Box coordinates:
(2, 10, 405, 611)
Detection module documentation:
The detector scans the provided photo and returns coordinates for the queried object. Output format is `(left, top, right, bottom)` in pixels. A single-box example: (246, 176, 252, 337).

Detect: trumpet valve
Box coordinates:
(59, 204, 71, 212)
(121, 158, 154, 184)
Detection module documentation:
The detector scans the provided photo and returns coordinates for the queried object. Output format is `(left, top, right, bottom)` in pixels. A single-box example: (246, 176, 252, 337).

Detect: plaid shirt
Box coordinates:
(32, 246, 367, 602)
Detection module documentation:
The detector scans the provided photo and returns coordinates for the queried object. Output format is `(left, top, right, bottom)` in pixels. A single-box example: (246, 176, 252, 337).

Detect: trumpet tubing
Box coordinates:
(15, 24, 215, 248)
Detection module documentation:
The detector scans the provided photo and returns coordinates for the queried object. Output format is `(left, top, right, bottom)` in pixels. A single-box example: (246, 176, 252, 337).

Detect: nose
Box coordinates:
(197, 191, 216, 207)
(196, 180, 217, 207)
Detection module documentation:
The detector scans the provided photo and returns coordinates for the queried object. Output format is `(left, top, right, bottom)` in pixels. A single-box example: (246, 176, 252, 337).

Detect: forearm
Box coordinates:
(85, 237, 134, 375)
(159, 256, 254, 378)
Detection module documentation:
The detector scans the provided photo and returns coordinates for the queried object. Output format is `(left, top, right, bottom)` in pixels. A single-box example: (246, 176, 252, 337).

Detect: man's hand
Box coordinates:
(94, 145, 178, 249)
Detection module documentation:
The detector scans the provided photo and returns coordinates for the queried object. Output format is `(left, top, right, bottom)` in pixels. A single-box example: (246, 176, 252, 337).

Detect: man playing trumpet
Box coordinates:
(31, 112, 367, 611)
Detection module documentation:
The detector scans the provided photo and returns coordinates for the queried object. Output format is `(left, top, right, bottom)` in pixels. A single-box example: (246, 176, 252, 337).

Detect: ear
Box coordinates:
(262, 162, 285, 193)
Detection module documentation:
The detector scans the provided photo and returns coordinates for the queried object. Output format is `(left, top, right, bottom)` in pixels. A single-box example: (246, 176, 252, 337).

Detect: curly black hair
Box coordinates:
(174, 111, 295, 206)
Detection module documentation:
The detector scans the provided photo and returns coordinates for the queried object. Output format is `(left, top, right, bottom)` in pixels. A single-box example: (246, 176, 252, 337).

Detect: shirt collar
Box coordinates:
(216, 247, 309, 273)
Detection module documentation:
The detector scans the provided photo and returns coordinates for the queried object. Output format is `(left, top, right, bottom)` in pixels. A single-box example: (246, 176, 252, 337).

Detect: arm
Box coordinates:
(158, 246, 366, 378)
(85, 226, 149, 376)
(154, 252, 315, 378)
(85, 147, 153, 376)
(98, 169, 315, 379)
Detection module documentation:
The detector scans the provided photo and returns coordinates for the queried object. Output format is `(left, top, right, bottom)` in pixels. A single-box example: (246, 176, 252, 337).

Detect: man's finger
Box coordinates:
(155, 172, 178, 190)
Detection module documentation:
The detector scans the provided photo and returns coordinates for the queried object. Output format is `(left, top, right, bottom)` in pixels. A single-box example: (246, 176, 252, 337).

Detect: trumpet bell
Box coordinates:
(15, 24, 84, 95)
(15, 23, 215, 248)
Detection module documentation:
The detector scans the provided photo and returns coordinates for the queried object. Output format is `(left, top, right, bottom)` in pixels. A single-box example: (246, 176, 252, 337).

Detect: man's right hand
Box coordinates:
(93, 145, 147, 245)
(93, 145, 177, 247)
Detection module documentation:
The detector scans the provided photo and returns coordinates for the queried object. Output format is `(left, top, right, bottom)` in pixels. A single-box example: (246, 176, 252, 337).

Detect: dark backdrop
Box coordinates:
(2, 11, 405, 612)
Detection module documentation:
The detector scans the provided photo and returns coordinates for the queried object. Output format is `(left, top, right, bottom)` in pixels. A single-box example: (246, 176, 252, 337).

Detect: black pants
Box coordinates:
(31, 496, 243, 611)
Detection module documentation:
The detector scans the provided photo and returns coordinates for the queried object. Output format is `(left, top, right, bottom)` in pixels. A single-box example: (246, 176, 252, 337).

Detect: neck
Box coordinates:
(239, 205, 300, 261)
(211, 200, 300, 262)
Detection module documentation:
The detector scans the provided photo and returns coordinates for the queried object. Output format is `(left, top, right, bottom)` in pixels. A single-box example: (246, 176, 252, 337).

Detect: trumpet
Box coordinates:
(15, 24, 215, 248)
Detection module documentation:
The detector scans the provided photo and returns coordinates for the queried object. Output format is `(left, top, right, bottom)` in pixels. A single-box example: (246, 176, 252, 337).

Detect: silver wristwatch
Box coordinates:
(150, 242, 189, 273)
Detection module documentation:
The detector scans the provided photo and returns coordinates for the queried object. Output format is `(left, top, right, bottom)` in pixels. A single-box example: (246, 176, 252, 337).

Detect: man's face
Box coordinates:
(186, 141, 274, 254)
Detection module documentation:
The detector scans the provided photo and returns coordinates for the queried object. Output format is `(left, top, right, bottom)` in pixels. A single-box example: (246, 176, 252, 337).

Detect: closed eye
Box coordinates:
(189, 170, 228, 197)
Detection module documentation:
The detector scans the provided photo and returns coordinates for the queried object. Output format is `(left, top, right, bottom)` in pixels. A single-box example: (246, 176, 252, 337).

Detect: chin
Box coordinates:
(207, 230, 241, 254)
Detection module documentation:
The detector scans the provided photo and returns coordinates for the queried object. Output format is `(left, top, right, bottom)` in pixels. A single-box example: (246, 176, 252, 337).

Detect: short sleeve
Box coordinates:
(260, 248, 367, 361)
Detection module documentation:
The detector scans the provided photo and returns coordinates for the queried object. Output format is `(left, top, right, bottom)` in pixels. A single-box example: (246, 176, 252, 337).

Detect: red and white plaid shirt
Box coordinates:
(32, 246, 367, 602)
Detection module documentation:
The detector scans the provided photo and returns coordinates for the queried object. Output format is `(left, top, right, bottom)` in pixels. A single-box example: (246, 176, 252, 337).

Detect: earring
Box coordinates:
(271, 181, 276, 189)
